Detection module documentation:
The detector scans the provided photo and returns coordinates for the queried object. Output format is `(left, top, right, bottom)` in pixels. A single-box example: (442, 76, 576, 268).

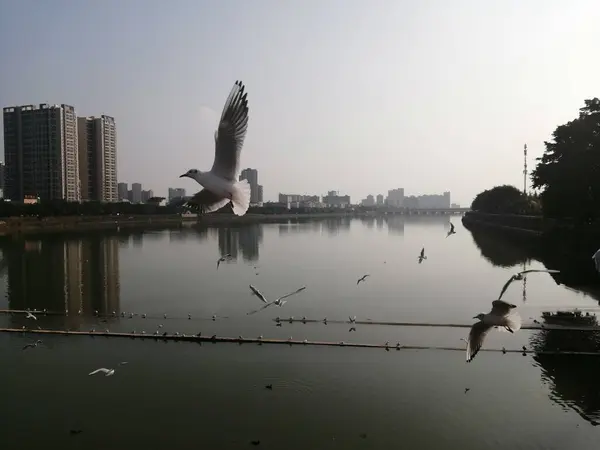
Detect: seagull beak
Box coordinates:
(179, 173, 187, 178)
(472, 315, 479, 319)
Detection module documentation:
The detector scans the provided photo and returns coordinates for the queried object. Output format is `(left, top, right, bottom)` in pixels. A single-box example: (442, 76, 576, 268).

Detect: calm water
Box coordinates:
(1, 215, 599, 449)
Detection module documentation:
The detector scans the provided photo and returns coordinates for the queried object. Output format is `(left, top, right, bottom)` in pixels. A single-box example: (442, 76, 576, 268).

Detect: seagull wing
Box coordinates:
(496, 275, 516, 300)
(249, 285, 268, 303)
(185, 189, 230, 214)
(246, 302, 274, 315)
(466, 321, 493, 362)
(210, 80, 249, 181)
(420, 248, 425, 258)
(276, 286, 306, 302)
(450, 222, 455, 232)
(490, 299, 517, 316)
(88, 368, 110, 376)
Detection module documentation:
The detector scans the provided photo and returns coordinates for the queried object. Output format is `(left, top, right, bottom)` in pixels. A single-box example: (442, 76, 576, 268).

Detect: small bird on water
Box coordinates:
(356, 274, 370, 285)
(179, 80, 251, 216)
(466, 300, 522, 363)
(496, 269, 560, 300)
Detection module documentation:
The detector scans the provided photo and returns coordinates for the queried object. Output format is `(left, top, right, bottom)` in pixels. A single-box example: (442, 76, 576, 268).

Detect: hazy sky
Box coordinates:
(1, 0, 599, 205)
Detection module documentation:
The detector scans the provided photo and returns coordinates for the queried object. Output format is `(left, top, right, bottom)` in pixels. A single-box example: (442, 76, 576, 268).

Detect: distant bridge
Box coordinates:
(368, 208, 470, 216)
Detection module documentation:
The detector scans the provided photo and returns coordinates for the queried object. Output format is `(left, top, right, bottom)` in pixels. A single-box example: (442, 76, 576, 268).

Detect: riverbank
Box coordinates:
(463, 211, 600, 285)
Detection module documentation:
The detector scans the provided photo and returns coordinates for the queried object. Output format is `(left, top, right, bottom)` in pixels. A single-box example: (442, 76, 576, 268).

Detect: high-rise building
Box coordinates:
(0, 162, 4, 197)
(257, 185, 263, 203)
(131, 183, 142, 203)
(117, 182, 128, 201)
(141, 189, 154, 203)
(376, 194, 384, 206)
(3, 104, 80, 202)
(386, 188, 404, 208)
(239, 168, 262, 204)
(168, 187, 186, 202)
(77, 115, 117, 202)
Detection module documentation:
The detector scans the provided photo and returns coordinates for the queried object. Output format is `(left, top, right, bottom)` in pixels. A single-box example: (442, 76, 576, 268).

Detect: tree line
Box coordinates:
(471, 98, 600, 221)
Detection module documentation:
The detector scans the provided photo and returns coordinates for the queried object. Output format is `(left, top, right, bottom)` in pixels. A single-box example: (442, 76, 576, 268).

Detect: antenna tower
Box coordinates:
(523, 144, 528, 195)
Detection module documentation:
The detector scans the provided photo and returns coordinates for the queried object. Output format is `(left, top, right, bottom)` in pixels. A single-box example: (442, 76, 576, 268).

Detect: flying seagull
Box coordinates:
(216, 253, 232, 269)
(89, 368, 115, 377)
(446, 222, 456, 238)
(247, 285, 307, 315)
(179, 80, 251, 216)
(466, 300, 522, 363)
(593, 248, 600, 273)
(418, 247, 427, 264)
(22, 340, 42, 350)
(496, 269, 560, 300)
(357, 274, 370, 285)
(25, 312, 37, 320)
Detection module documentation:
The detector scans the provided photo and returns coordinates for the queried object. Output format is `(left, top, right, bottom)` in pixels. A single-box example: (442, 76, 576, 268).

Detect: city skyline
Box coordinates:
(2, 2, 599, 206)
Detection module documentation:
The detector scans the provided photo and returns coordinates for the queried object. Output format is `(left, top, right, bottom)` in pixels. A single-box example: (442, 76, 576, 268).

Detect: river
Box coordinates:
(0, 215, 599, 449)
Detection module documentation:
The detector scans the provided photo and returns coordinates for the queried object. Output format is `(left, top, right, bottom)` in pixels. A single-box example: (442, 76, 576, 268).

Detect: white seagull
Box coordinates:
(88, 368, 115, 377)
(25, 312, 37, 320)
(22, 340, 42, 350)
(466, 300, 522, 363)
(446, 222, 456, 237)
(247, 285, 307, 315)
(496, 269, 560, 300)
(179, 80, 251, 216)
(592, 248, 600, 273)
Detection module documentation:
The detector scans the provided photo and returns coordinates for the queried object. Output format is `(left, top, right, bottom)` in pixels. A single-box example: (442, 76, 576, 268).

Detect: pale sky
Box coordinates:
(1, 0, 599, 206)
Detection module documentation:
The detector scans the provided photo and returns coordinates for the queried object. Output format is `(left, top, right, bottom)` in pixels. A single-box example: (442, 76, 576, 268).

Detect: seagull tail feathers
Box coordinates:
(499, 312, 522, 333)
(231, 179, 251, 216)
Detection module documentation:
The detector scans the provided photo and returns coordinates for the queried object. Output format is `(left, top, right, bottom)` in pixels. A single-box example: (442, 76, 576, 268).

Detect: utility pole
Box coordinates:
(523, 144, 528, 195)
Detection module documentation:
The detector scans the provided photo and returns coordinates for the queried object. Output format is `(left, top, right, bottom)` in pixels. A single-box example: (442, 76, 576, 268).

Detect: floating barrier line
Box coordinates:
(1, 309, 599, 332)
(1, 327, 600, 356)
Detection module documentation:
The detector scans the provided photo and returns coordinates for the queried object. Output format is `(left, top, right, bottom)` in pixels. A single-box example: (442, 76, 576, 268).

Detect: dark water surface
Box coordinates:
(1, 216, 599, 449)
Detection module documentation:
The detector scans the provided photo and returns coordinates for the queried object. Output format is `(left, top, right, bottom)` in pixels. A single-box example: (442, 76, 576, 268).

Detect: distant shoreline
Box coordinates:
(0, 210, 466, 237)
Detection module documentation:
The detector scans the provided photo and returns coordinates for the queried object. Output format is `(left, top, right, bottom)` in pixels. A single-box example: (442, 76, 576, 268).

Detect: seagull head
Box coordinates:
(180, 169, 202, 181)
(473, 313, 485, 321)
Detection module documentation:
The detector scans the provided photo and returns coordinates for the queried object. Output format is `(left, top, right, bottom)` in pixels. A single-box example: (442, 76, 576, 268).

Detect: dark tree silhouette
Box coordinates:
(470, 185, 534, 214)
(531, 98, 600, 220)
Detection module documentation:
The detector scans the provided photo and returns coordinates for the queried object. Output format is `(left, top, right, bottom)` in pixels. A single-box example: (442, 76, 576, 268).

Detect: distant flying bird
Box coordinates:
(179, 80, 251, 216)
(418, 247, 427, 264)
(466, 300, 522, 363)
(22, 340, 42, 350)
(217, 254, 232, 269)
(247, 285, 307, 315)
(25, 312, 37, 320)
(356, 274, 370, 285)
(593, 248, 600, 273)
(349, 316, 356, 324)
(88, 368, 115, 377)
(446, 222, 456, 237)
(496, 269, 560, 300)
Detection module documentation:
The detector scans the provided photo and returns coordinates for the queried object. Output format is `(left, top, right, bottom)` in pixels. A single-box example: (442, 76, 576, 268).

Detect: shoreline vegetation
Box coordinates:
(0, 210, 466, 236)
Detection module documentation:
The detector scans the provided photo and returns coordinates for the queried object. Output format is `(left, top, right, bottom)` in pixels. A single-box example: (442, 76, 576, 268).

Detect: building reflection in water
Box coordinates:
(276, 218, 351, 237)
(384, 216, 405, 236)
(1, 236, 120, 318)
(218, 224, 264, 262)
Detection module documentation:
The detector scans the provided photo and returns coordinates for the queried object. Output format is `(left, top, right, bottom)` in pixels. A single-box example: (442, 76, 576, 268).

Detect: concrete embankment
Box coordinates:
(461, 211, 546, 238)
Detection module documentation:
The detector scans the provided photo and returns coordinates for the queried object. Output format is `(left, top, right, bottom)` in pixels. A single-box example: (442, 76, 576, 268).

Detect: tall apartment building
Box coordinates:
(131, 182, 142, 203)
(3, 104, 80, 201)
(239, 168, 263, 204)
(117, 182, 128, 201)
(78, 115, 117, 202)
